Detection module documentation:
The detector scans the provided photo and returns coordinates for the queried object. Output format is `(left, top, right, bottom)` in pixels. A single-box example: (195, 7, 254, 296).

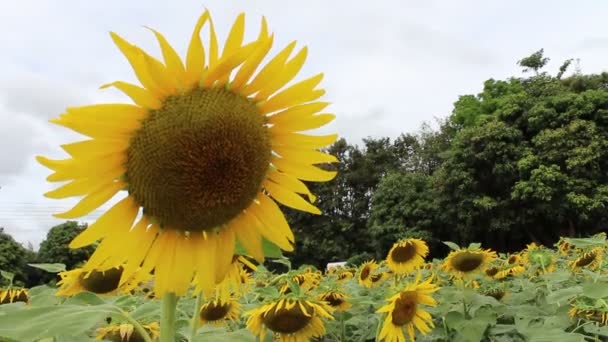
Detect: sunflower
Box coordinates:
(570, 247, 604, 270)
(336, 270, 354, 282)
(484, 266, 499, 279)
(386, 238, 429, 275)
(197, 255, 255, 300)
(96, 322, 160, 341)
(36, 10, 337, 297)
(57, 266, 148, 296)
(319, 291, 351, 311)
(377, 275, 439, 342)
(484, 288, 507, 301)
(358, 260, 378, 288)
(246, 298, 334, 342)
(0, 288, 28, 304)
(522, 246, 555, 274)
(506, 254, 522, 265)
(280, 271, 320, 294)
(442, 248, 496, 278)
(370, 271, 389, 287)
(199, 296, 240, 327)
(494, 265, 525, 280)
(556, 238, 574, 256)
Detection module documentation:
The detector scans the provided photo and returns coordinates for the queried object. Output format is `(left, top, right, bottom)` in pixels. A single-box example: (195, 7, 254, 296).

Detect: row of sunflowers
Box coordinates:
(1, 234, 607, 341)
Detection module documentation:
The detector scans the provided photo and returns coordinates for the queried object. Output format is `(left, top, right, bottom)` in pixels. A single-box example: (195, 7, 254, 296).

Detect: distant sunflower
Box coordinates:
(37, 10, 337, 297)
(96, 322, 160, 341)
(557, 239, 573, 256)
(484, 266, 499, 279)
(494, 265, 525, 280)
(319, 291, 351, 311)
(569, 305, 608, 325)
(570, 247, 604, 270)
(246, 298, 333, 341)
(280, 271, 321, 294)
(199, 296, 240, 327)
(336, 270, 354, 282)
(386, 238, 429, 275)
(484, 288, 507, 301)
(443, 248, 496, 278)
(506, 254, 521, 265)
(377, 275, 439, 342)
(370, 272, 389, 287)
(0, 288, 28, 304)
(57, 266, 148, 296)
(358, 260, 378, 288)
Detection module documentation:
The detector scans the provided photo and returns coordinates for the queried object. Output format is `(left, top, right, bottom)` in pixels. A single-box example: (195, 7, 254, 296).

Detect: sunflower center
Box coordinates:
(322, 293, 345, 307)
(391, 243, 417, 263)
(485, 267, 499, 277)
(508, 255, 519, 264)
(127, 87, 271, 232)
(392, 291, 418, 326)
(200, 301, 232, 321)
(263, 301, 313, 334)
(360, 266, 372, 281)
(575, 252, 596, 267)
(79, 267, 123, 294)
(451, 252, 484, 272)
(371, 273, 383, 282)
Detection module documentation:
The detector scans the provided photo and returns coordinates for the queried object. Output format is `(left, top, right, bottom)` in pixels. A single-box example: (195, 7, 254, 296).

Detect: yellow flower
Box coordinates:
(198, 297, 240, 327)
(442, 248, 496, 278)
(37, 10, 337, 297)
(570, 247, 604, 271)
(319, 291, 351, 311)
(484, 288, 507, 301)
(358, 260, 378, 288)
(494, 265, 525, 280)
(386, 238, 429, 275)
(0, 288, 28, 304)
(246, 298, 333, 342)
(377, 275, 439, 342)
(96, 322, 160, 341)
(336, 270, 354, 282)
(56, 266, 149, 297)
(280, 271, 321, 294)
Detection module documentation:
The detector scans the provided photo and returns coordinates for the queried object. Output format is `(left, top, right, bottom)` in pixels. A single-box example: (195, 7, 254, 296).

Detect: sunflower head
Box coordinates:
(199, 297, 240, 327)
(38, 10, 337, 298)
(494, 265, 525, 280)
(319, 291, 351, 311)
(246, 298, 334, 341)
(358, 260, 378, 288)
(336, 270, 354, 282)
(57, 266, 147, 297)
(569, 303, 608, 325)
(484, 288, 507, 301)
(95, 322, 160, 341)
(443, 248, 496, 278)
(570, 247, 604, 270)
(377, 275, 439, 342)
(0, 288, 29, 305)
(386, 238, 429, 275)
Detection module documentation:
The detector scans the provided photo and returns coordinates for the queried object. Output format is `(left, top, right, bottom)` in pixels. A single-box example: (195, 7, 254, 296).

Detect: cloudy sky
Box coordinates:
(1, 0, 607, 247)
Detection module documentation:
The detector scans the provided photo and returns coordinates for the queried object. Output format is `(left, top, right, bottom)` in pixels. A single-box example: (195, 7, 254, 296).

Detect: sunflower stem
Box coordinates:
(160, 292, 179, 342)
(119, 309, 153, 342)
(189, 291, 204, 342)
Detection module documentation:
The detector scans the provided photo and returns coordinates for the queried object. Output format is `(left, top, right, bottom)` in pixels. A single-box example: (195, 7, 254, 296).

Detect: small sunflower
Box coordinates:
(506, 254, 522, 265)
(336, 270, 354, 282)
(198, 255, 255, 300)
(37, 10, 337, 298)
(523, 246, 555, 274)
(95, 322, 160, 341)
(569, 300, 608, 325)
(556, 238, 574, 256)
(484, 288, 507, 301)
(319, 291, 351, 311)
(377, 275, 439, 342)
(246, 298, 334, 342)
(199, 296, 240, 327)
(570, 247, 604, 270)
(370, 271, 389, 287)
(358, 260, 378, 288)
(0, 288, 28, 304)
(385, 238, 429, 275)
(442, 248, 496, 278)
(484, 266, 499, 279)
(57, 266, 148, 296)
(494, 265, 525, 280)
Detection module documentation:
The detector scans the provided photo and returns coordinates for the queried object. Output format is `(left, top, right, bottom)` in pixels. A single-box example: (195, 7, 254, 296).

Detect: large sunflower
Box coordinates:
(442, 248, 496, 278)
(37, 11, 337, 297)
(377, 275, 439, 342)
(56, 266, 149, 297)
(386, 238, 429, 275)
(246, 298, 333, 342)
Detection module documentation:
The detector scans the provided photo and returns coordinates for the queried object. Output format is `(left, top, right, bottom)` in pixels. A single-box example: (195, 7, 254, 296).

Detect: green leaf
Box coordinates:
(0, 304, 120, 340)
(0, 270, 14, 283)
(27, 263, 66, 273)
(194, 328, 254, 342)
(129, 301, 161, 321)
(524, 328, 585, 342)
(581, 281, 608, 299)
(468, 242, 482, 250)
(443, 241, 461, 251)
(564, 237, 606, 248)
(583, 324, 608, 337)
(262, 239, 283, 259)
(545, 286, 582, 304)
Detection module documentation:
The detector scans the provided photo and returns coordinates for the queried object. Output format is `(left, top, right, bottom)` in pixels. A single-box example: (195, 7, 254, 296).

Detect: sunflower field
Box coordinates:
(1, 234, 608, 341)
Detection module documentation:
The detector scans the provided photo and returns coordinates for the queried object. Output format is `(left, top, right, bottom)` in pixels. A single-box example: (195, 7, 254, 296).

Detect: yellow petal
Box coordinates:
(255, 47, 308, 101)
(69, 195, 138, 248)
(120, 218, 157, 283)
(232, 218, 264, 262)
(61, 139, 129, 158)
(254, 193, 295, 242)
(271, 113, 335, 133)
(259, 73, 325, 114)
(208, 15, 219, 69)
(222, 13, 245, 57)
(272, 157, 336, 182)
(243, 208, 292, 251)
(145, 26, 186, 87)
(100, 82, 161, 109)
(268, 102, 329, 124)
(141, 53, 177, 95)
(194, 233, 217, 293)
(203, 42, 258, 87)
(152, 231, 176, 296)
(214, 228, 235, 283)
(185, 11, 210, 87)
(49, 117, 139, 140)
(64, 104, 147, 123)
(44, 169, 123, 199)
(273, 145, 338, 164)
(230, 36, 274, 91)
(263, 180, 320, 214)
(54, 181, 126, 219)
(242, 41, 296, 96)
(272, 132, 338, 149)
(266, 170, 315, 202)
(39, 154, 125, 182)
(110, 32, 164, 98)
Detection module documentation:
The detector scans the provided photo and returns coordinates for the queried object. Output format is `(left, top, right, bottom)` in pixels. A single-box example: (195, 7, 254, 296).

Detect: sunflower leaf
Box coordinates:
(442, 241, 461, 251)
(27, 263, 66, 273)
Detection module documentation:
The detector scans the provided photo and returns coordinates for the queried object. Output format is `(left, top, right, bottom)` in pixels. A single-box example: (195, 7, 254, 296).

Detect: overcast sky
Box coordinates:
(1, 0, 607, 248)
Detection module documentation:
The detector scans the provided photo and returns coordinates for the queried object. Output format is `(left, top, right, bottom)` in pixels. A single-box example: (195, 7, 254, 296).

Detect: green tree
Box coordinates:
(0, 227, 33, 286)
(37, 221, 95, 271)
(518, 48, 549, 74)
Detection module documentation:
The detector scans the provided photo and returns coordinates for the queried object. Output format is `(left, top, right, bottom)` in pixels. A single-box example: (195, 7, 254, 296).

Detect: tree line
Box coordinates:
(2, 50, 608, 284)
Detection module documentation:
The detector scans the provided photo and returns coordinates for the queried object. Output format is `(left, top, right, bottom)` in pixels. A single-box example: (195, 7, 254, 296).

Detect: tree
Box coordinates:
(518, 49, 549, 74)
(0, 228, 33, 286)
(37, 221, 95, 271)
